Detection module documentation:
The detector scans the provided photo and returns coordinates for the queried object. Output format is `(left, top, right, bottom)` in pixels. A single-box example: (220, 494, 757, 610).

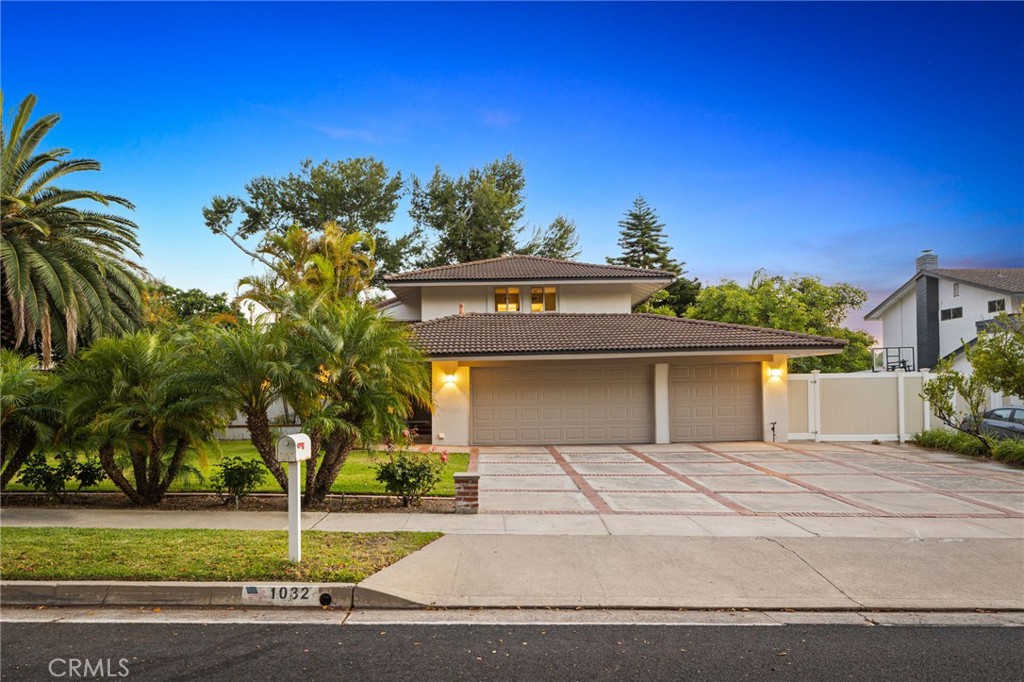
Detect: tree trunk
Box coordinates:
(304, 433, 354, 507)
(0, 431, 37, 490)
(156, 437, 191, 502)
(245, 410, 289, 492)
(98, 443, 145, 506)
(304, 429, 323, 494)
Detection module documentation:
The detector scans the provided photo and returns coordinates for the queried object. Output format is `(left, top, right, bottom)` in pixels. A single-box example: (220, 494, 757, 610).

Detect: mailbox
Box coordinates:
(276, 434, 312, 462)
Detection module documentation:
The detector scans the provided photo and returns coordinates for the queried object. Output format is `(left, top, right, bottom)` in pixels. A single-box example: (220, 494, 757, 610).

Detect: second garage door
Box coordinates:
(671, 363, 761, 442)
(472, 365, 652, 445)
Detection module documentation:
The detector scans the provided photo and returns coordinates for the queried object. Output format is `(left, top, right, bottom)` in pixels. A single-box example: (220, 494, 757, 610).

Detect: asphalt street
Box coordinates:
(2, 622, 1022, 682)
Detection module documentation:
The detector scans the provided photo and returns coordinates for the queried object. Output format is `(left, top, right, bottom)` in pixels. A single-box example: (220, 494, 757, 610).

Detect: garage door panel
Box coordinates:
(473, 364, 652, 445)
(671, 363, 761, 442)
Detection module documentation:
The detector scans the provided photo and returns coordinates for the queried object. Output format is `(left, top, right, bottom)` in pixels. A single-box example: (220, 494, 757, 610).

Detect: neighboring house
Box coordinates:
(379, 255, 846, 447)
(864, 252, 1024, 374)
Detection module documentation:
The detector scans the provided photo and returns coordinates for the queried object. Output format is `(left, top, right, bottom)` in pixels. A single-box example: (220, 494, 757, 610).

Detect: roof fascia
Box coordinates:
(425, 347, 845, 362)
(864, 275, 919, 320)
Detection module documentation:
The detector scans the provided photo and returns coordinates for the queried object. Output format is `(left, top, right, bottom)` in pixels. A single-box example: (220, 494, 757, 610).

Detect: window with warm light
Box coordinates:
(494, 287, 520, 312)
(495, 286, 556, 312)
(530, 287, 557, 312)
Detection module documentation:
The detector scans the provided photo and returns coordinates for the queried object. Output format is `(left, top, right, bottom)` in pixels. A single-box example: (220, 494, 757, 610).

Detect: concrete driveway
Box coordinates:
(475, 442, 1023, 522)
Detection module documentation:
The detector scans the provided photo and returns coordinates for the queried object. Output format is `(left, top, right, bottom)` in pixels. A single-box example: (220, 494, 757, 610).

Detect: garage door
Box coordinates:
(472, 365, 652, 445)
(671, 363, 761, 442)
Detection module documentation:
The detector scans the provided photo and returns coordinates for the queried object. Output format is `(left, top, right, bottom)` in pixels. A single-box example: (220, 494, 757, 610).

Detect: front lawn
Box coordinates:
(0, 527, 441, 582)
(5, 441, 469, 497)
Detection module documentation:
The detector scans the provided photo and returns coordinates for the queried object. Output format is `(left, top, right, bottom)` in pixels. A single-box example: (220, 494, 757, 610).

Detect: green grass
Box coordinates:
(0, 527, 441, 582)
(6, 441, 469, 497)
(912, 428, 1024, 465)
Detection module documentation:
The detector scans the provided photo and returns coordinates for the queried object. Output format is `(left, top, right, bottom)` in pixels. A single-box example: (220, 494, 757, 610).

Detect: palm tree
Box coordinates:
(1, 92, 144, 366)
(285, 300, 430, 506)
(59, 329, 231, 506)
(206, 320, 295, 492)
(0, 349, 58, 488)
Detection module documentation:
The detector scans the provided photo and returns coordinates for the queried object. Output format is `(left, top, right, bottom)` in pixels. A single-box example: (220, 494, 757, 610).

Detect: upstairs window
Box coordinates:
(940, 307, 963, 321)
(953, 282, 960, 297)
(494, 287, 520, 312)
(988, 299, 1006, 313)
(530, 287, 557, 312)
(494, 286, 557, 312)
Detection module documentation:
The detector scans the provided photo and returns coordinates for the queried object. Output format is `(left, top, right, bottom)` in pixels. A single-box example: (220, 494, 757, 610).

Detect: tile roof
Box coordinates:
(930, 269, 1024, 293)
(410, 313, 847, 357)
(385, 255, 675, 282)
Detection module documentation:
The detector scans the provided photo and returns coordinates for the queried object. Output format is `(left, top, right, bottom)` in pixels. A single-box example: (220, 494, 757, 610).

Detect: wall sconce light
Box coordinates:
(768, 368, 783, 379)
(444, 374, 457, 385)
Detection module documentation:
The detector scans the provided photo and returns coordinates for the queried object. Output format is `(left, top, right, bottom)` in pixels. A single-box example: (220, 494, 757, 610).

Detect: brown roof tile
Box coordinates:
(385, 255, 675, 282)
(410, 313, 847, 357)
(931, 269, 1024, 294)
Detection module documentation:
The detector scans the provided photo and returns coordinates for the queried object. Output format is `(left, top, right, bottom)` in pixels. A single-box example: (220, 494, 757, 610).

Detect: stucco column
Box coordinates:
(654, 363, 670, 444)
(761, 355, 789, 443)
(431, 361, 471, 447)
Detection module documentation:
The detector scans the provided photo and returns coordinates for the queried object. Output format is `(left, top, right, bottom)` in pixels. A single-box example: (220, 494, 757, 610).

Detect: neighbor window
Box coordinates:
(952, 283, 960, 297)
(988, 299, 1006, 313)
(940, 307, 963, 321)
(494, 287, 520, 312)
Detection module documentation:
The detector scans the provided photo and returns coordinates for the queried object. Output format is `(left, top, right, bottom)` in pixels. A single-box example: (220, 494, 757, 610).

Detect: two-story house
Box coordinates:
(380, 255, 846, 447)
(864, 251, 1024, 373)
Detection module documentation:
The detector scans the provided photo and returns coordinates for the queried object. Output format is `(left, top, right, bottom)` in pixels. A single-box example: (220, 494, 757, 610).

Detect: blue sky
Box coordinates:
(2, 2, 1021, 334)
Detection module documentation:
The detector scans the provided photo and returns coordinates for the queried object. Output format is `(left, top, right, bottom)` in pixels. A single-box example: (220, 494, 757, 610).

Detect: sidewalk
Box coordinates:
(3, 507, 1023, 538)
(2, 508, 1022, 611)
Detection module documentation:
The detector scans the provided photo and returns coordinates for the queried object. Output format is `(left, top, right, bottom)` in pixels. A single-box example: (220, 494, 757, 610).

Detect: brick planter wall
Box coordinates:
(454, 472, 480, 514)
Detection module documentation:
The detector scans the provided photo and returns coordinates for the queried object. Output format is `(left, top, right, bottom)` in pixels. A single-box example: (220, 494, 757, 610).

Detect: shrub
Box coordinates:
(211, 456, 266, 508)
(374, 430, 447, 507)
(912, 428, 1024, 466)
(992, 438, 1024, 465)
(18, 452, 108, 502)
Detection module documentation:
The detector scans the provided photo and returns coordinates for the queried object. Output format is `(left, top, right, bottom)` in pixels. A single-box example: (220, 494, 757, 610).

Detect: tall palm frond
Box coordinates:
(1, 92, 145, 365)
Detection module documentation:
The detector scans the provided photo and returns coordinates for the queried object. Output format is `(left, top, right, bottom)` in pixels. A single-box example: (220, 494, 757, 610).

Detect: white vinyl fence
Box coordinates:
(788, 370, 1011, 442)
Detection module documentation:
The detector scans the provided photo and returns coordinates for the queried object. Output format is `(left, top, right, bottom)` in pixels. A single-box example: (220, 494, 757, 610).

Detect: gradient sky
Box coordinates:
(2, 1, 1022, 336)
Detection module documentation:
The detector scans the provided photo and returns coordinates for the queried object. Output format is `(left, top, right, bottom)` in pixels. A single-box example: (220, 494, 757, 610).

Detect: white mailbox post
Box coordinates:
(276, 434, 311, 563)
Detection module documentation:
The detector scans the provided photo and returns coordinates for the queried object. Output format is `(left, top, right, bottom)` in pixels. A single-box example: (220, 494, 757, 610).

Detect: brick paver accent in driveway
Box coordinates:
(476, 442, 1024, 519)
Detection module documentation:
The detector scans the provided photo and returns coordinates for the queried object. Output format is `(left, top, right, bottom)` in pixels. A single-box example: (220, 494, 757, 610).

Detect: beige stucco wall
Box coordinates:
(415, 282, 635, 321)
(431, 361, 472, 446)
(421, 286, 489, 320)
(761, 355, 789, 442)
(554, 283, 633, 314)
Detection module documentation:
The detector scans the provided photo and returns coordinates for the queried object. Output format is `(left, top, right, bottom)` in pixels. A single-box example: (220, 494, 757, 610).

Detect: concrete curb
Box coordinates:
(0, 581, 369, 609)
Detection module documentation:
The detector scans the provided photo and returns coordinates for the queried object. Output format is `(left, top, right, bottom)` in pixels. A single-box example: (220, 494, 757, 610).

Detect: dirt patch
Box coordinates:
(0, 492, 455, 514)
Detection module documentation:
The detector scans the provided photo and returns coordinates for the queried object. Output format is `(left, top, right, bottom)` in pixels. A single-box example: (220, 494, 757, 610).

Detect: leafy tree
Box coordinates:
(410, 154, 527, 266)
(966, 311, 1023, 400)
(59, 329, 231, 506)
(1, 93, 144, 366)
(606, 196, 700, 315)
(919, 358, 992, 454)
(0, 349, 58, 489)
(284, 301, 430, 506)
(519, 215, 581, 260)
(203, 157, 410, 282)
(142, 282, 236, 328)
(686, 270, 874, 373)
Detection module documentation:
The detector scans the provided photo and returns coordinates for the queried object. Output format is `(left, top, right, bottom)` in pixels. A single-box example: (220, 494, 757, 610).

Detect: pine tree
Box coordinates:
(607, 196, 701, 315)
(607, 197, 680, 273)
